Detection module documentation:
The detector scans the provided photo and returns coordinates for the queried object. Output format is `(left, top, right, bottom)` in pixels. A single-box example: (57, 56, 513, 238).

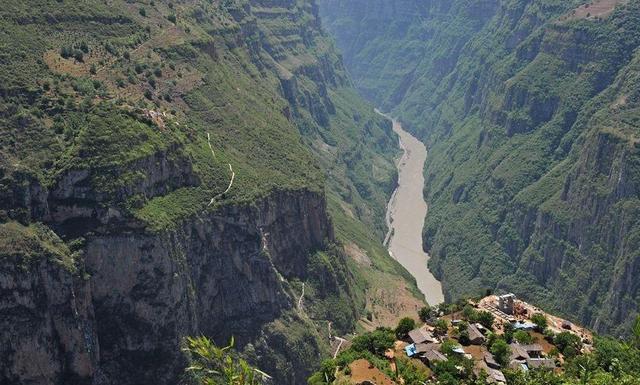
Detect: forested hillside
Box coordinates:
(0, 1, 422, 384)
(320, 0, 640, 337)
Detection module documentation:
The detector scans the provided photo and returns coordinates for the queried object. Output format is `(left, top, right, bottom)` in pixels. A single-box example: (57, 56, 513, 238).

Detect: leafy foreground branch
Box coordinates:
(183, 336, 269, 385)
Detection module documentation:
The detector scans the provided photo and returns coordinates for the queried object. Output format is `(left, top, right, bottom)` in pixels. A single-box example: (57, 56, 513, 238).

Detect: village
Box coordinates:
(324, 294, 594, 385)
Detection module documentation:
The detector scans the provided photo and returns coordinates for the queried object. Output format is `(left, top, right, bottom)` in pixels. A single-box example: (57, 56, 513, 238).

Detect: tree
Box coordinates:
(531, 313, 548, 332)
(307, 359, 337, 385)
(514, 330, 534, 344)
(633, 315, 640, 349)
(459, 328, 471, 346)
(351, 328, 395, 355)
(395, 317, 416, 339)
(490, 338, 510, 366)
(503, 322, 515, 343)
(434, 319, 449, 336)
(183, 336, 264, 385)
(476, 311, 495, 330)
(418, 305, 432, 322)
(554, 332, 583, 359)
(463, 304, 477, 321)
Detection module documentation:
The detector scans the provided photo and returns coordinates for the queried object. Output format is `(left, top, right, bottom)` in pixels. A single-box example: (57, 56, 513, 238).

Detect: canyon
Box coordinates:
(319, 0, 640, 337)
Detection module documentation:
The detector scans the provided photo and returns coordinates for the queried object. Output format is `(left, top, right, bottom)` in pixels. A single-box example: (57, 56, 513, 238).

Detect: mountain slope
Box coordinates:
(319, 0, 640, 337)
(0, 1, 421, 384)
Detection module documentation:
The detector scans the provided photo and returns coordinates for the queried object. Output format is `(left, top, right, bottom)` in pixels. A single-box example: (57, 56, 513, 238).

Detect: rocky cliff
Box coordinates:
(0, 0, 412, 384)
(319, 0, 640, 336)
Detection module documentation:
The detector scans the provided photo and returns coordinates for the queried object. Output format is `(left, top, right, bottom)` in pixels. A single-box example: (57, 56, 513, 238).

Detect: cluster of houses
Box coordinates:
(400, 294, 563, 384)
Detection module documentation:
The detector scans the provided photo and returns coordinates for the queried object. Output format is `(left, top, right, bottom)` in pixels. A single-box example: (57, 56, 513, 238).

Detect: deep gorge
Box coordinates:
(319, 0, 640, 337)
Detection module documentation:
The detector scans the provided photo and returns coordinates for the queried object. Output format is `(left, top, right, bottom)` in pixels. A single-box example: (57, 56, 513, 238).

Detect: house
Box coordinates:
(408, 327, 435, 344)
(526, 358, 556, 370)
(509, 343, 530, 361)
(486, 367, 507, 384)
(474, 323, 487, 334)
(519, 344, 544, 358)
(468, 324, 486, 345)
(415, 343, 440, 354)
(475, 363, 506, 384)
(422, 349, 448, 367)
(483, 351, 500, 369)
(498, 294, 516, 315)
(509, 360, 529, 372)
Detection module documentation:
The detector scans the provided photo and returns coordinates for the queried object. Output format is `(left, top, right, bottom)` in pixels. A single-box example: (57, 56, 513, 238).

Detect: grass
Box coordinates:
(0, 222, 76, 272)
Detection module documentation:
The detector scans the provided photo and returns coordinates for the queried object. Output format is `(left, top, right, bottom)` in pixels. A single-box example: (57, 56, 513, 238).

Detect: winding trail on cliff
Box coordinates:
(378, 111, 445, 306)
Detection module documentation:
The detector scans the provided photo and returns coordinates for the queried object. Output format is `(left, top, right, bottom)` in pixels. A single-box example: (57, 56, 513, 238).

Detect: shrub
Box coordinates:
(490, 338, 510, 366)
(503, 322, 515, 343)
(144, 89, 153, 100)
(513, 330, 534, 344)
(168, 14, 177, 23)
(183, 336, 264, 385)
(418, 306, 432, 322)
(462, 305, 476, 320)
(138, 7, 146, 16)
(543, 328, 555, 342)
(531, 313, 548, 331)
(351, 328, 395, 355)
(395, 317, 416, 339)
(434, 319, 448, 336)
(554, 332, 583, 359)
(60, 46, 72, 58)
(633, 315, 640, 349)
(476, 311, 495, 330)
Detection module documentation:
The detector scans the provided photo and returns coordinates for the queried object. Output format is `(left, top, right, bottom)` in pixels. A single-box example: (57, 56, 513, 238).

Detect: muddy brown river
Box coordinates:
(381, 113, 444, 305)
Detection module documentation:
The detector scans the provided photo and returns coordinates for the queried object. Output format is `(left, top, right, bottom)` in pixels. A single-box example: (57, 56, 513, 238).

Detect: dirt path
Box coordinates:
(297, 282, 305, 310)
(333, 337, 346, 359)
(377, 111, 444, 306)
(206, 133, 236, 206)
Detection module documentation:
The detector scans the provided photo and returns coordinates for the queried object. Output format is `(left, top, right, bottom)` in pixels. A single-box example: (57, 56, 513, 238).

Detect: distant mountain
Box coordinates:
(319, 0, 640, 337)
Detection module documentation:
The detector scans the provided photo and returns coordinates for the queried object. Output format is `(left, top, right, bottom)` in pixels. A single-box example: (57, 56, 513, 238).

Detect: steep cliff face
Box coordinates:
(0, 0, 409, 384)
(320, 0, 640, 336)
(1, 190, 333, 385)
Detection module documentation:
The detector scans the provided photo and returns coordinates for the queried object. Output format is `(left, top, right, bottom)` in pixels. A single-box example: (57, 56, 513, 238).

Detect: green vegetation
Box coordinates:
(184, 336, 263, 385)
(309, 307, 640, 385)
(0, 1, 419, 384)
(490, 339, 511, 367)
(554, 331, 583, 359)
(513, 330, 534, 345)
(320, 0, 640, 337)
(462, 305, 495, 330)
(395, 317, 416, 339)
(531, 313, 548, 332)
(0, 222, 76, 272)
(350, 327, 395, 356)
